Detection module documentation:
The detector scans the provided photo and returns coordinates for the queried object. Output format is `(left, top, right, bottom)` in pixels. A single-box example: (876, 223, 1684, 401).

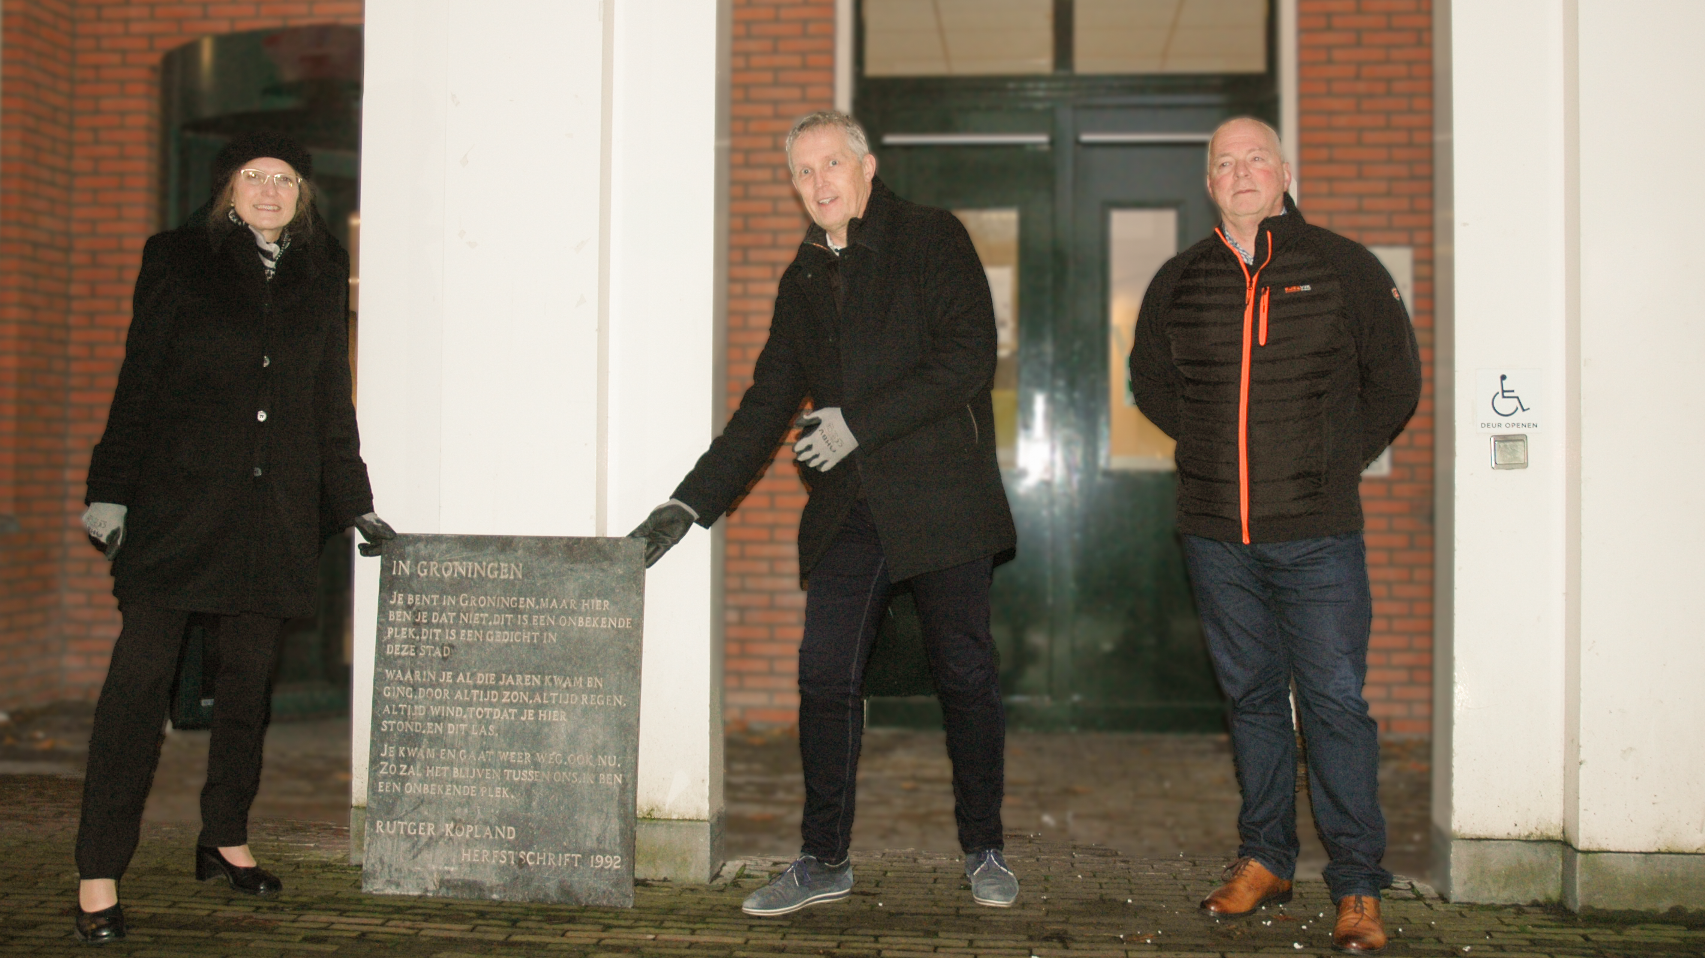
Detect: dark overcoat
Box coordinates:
(86, 207, 375, 618)
(672, 179, 1015, 582)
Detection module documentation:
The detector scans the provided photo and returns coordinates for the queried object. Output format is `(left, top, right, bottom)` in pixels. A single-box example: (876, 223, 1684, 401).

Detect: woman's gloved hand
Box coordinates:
(82, 503, 128, 561)
(353, 513, 398, 557)
(628, 501, 697, 568)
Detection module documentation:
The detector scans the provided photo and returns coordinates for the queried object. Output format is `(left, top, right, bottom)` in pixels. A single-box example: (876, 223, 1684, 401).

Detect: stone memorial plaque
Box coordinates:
(362, 534, 644, 907)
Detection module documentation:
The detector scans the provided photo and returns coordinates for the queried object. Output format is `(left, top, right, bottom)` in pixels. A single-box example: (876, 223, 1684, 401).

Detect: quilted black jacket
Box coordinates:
(1128, 195, 1421, 545)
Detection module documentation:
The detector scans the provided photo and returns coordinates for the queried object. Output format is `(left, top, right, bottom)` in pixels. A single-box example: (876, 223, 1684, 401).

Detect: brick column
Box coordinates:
(1299, 0, 1435, 736)
(0, 0, 76, 707)
(722, 0, 833, 727)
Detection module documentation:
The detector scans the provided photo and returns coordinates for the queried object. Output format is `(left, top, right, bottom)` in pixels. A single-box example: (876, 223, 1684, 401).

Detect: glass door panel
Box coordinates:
(864, 0, 1055, 76)
(953, 209, 1022, 465)
(1074, 0, 1269, 74)
(1106, 208, 1178, 470)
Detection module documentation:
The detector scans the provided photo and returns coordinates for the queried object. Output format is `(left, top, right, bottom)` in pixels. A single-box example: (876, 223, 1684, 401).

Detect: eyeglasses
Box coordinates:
(239, 169, 301, 191)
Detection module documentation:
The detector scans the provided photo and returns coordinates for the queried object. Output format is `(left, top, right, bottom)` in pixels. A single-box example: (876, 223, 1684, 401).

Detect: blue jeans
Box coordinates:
(1181, 533, 1392, 901)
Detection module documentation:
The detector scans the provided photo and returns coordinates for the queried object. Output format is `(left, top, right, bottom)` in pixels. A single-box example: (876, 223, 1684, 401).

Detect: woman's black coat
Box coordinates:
(86, 208, 374, 619)
(671, 179, 1015, 582)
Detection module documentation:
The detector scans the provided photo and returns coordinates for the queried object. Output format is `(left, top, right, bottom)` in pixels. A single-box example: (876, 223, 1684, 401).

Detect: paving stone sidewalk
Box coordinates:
(4, 778, 1702, 958)
(0, 705, 1434, 881)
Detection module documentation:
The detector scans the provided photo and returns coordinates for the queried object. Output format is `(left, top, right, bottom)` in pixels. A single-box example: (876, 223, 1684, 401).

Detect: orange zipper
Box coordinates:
(1214, 228, 1273, 545)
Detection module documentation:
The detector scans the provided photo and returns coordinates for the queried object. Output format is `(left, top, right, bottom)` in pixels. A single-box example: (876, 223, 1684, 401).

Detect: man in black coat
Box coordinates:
(630, 111, 1017, 915)
(1127, 118, 1420, 954)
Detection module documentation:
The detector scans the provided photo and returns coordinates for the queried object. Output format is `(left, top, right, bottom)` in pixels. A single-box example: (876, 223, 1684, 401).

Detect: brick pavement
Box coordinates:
(727, 729, 1434, 884)
(4, 776, 1703, 957)
(3, 706, 1431, 881)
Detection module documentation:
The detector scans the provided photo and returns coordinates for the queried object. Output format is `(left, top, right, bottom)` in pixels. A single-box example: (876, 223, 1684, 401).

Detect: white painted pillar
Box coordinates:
(1435, 0, 1705, 910)
(353, 0, 730, 882)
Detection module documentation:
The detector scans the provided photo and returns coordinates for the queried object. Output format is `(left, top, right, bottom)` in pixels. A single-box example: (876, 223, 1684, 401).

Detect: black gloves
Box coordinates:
(353, 512, 398, 557)
(628, 501, 697, 568)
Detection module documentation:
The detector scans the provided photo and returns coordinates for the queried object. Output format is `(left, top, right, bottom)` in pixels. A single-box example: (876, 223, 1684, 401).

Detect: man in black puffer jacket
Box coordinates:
(1128, 117, 1420, 955)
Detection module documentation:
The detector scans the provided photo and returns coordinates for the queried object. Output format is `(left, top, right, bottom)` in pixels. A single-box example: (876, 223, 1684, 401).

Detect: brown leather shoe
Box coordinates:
(1332, 895, 1387, 954)
(1199, 857, 1293, 917)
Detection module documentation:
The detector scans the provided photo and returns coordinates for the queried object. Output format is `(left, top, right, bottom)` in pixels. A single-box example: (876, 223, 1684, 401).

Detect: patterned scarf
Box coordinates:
(229, 206, 290, 280)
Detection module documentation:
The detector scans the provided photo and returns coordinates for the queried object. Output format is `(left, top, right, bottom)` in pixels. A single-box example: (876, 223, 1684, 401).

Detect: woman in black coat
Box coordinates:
(73, 131, 394, 944)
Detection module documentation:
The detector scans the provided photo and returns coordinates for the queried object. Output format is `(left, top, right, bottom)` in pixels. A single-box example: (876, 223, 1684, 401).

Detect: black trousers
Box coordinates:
(76, 604, 284, 880)
(797, 502, 1006, 862)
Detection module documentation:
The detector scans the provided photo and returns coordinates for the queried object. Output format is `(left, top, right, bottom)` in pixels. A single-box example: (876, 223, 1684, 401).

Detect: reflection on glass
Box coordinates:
(952, 208, 1020, 467)
(864, 0, 1053, 77)
(1107, 208, 1178, 470)
(1075, 0, 1268, 75)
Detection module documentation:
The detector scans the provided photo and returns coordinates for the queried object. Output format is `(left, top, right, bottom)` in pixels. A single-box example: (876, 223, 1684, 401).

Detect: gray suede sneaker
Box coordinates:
(965, 848, 1018, 907)
(741, 855, 853, 916)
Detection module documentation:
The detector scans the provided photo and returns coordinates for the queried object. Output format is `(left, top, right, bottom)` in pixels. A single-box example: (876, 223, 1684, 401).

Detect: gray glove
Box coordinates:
(82, 503, 127, 561)
(628, 501, 697, 568)
(793, 407, 858, 472)
(353, 512, 397, 557)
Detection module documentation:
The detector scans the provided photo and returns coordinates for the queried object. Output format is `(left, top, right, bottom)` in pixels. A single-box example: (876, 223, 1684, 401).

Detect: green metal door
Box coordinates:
(854, 17, 1275, 728)
(1063, 131, 1224, 730)
(860, 115, 1064, 729)
(860, 103, 1267, 731)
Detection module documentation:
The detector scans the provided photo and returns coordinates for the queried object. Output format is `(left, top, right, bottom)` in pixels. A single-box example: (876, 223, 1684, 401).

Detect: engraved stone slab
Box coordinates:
(362, 534, 644, 907)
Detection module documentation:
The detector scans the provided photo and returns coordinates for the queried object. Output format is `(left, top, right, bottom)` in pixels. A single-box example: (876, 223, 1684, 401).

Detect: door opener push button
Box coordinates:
(1491, 434, 1528, 470)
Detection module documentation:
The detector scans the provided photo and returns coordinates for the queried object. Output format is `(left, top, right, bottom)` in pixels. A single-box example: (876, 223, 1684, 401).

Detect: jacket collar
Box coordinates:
(1219, 192, 1306, 265)
(1266, 191, 1305, 236)
(802, 176, 896, 255)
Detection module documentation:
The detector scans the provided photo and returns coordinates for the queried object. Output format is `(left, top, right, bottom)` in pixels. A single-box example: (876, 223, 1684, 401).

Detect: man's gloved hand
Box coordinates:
(628, 501, 697, 568)
(793, 407, 858, 472)
(353, 513, 398, 557)
(82, 503, 128, 561)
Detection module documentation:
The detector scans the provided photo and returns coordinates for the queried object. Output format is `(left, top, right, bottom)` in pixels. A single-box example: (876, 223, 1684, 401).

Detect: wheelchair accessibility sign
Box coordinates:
(1475, 368, 1541, 431)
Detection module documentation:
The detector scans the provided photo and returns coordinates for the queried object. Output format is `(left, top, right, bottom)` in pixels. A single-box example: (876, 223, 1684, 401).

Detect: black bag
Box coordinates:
(167, 615, 219, 730)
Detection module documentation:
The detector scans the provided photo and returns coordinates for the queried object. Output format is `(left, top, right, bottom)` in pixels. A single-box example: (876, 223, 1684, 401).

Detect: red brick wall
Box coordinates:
(0, 0, 76, 708)
(0, 0, 365, 709)
(721, 0, 833, 727)
(1299, 0, 1435, 736)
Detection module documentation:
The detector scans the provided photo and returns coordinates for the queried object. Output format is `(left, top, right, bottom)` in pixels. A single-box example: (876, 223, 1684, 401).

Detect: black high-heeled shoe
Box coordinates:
(194, 845, 283, 897)
(74, 902, 126, 945)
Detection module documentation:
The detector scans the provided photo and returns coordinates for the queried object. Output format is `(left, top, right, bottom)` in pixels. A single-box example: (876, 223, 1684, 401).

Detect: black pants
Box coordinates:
(797, 502, 1006, 862)
(76, 604, 284, 880)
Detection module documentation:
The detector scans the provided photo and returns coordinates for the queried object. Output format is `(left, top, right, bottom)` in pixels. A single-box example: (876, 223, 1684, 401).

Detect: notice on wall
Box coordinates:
(1475, 368, 1542, 433)
(361, 534, 645, 907)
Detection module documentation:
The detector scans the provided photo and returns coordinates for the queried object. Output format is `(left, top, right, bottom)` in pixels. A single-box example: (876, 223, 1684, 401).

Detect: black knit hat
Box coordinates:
(210, 130, 314, 195)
